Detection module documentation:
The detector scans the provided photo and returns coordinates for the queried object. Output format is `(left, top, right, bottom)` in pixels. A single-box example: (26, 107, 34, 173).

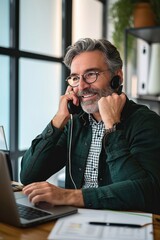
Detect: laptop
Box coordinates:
(0, 151, 78, 227)
(0, 126, 13, 180)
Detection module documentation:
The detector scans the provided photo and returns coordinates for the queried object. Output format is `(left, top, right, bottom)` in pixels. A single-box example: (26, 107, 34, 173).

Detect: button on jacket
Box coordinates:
(20, 98, 160, 214)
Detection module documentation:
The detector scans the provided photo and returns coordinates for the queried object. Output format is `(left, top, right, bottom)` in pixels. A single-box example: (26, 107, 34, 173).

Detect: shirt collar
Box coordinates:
(88, 114, 104, 126)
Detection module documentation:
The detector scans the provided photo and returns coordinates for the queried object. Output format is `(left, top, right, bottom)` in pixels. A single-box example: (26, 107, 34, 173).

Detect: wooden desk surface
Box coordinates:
(0, 220, 55, 240)
(0, 214, 160, 240)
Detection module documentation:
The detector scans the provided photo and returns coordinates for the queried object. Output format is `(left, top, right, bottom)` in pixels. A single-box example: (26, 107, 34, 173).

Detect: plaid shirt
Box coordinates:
(83, 115, 105, 188)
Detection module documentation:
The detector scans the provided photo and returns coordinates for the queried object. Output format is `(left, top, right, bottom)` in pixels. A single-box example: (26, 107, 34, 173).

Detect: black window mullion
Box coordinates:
(102, 0, 108, 38)
(9, 0, 19, 180)
(0, 47, 63, 62)
(61, 0, 72, 94)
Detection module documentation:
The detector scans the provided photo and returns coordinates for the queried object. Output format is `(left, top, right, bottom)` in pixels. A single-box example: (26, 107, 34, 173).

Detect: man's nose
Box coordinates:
(78, 76, 90, 90)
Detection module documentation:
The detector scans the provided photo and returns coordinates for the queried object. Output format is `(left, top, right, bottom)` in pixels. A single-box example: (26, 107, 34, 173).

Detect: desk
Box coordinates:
(0, 215, 160, 240)
(0, 221, 54, 240)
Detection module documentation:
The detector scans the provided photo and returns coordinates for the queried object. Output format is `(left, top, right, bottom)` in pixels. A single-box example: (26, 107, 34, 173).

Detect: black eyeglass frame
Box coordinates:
(65, 70, 109, 87)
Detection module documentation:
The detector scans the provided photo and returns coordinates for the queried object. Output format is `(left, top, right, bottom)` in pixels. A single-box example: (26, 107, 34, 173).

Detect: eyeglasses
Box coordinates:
(66, 70, 109, 87)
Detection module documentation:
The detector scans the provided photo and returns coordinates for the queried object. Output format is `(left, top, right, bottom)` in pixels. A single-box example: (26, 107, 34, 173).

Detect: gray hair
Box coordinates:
(63, 38, 123, 75)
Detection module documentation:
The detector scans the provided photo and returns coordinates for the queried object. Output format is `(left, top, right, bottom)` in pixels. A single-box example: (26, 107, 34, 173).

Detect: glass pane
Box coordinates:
(0, 55, 10, 144)
(19, 58, 62, 150)
(0, 0, 10, 47)
(72, 0, 103, 42)
(19, 0, 62, 57)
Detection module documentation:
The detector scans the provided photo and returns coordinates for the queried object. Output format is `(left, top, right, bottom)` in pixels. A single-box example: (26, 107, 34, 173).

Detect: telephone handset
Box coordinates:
(67, 75, 122, 114)
(68, 100, 82, 114)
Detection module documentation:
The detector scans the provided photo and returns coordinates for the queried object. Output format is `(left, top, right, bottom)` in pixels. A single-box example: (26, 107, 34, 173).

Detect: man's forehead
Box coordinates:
(70, 51, 107, 72)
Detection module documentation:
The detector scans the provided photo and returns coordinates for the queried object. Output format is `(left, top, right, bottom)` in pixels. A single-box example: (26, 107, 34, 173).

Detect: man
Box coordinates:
(21, 38, 160, 213)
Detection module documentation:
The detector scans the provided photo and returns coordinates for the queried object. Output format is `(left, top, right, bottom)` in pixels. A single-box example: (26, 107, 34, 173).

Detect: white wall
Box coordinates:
(72, 0, 103, 42)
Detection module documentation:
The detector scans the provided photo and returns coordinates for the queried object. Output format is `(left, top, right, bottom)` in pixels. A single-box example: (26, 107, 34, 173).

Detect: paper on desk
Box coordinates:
(48, 209, 153, 240)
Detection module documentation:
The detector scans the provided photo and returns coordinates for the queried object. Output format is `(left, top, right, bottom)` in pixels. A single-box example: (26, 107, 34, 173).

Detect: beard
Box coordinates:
(77, 86, 114, 114)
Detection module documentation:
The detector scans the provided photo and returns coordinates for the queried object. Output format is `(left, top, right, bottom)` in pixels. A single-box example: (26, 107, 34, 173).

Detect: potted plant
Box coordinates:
(109, 0, 160, 53)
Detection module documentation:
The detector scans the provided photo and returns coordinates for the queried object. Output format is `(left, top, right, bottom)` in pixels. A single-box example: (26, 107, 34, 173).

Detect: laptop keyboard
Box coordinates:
(17, 203, 52, 220)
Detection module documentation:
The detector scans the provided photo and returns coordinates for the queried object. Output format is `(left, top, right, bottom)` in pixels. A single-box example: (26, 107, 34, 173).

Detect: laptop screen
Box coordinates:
(0, 126, 8, 151)
(0, 126, 13, 180)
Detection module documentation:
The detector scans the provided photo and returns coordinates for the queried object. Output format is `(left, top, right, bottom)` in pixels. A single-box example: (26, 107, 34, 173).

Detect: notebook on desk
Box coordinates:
(0, 151, 78, 228)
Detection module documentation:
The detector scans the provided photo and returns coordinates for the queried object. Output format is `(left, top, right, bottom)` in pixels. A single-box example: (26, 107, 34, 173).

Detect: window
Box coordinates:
(0, 0, 10, 47)
(19, 0, 62, 57)
(0, 55, 10, 142)
(0, 0, 63, 181)
(19, 58, 61, 150)
(0, 0, 107, 182)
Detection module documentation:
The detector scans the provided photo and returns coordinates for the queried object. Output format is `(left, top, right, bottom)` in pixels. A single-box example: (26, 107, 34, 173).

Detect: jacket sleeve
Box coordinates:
(20, 122, 68, 185)
(82, 110, 160, 214)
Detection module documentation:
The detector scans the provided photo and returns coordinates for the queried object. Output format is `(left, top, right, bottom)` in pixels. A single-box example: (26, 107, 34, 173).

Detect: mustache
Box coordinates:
(77, 88, 98, 97)
(77, 87, 114, 97)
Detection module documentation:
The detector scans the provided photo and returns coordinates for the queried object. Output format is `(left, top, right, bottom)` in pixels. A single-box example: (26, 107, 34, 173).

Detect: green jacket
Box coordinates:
(20, 99, 160, 213)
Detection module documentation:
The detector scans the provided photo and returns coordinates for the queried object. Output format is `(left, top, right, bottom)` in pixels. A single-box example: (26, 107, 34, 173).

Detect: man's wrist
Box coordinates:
(105, 122, 122, 135)
(66, 189, 84, 207)
(51, 114, 70, 129)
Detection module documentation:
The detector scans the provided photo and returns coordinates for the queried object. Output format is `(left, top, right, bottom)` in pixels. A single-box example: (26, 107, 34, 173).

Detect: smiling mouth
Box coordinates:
(82, 93, 97, 99)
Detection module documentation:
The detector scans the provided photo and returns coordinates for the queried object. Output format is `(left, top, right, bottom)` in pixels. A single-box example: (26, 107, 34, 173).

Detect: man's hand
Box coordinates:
(23, 181, 84, 207)
(98, 93, 126, 129)
(51, 86, 79, 129)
